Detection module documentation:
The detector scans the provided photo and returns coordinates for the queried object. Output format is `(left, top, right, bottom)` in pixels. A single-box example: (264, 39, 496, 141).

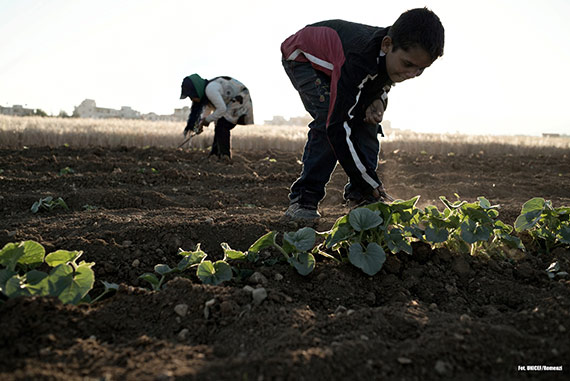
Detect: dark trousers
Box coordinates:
(282, 59, 381, 208)
(210, 117, 235, 158)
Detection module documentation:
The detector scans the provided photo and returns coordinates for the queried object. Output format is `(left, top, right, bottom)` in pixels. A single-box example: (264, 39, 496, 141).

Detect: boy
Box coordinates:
(281, 7, 444, 220)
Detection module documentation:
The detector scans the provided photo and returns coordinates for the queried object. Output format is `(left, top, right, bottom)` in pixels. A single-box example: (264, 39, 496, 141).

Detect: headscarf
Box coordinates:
(181, 74, 209, 136)
(180, 74, 206, 100)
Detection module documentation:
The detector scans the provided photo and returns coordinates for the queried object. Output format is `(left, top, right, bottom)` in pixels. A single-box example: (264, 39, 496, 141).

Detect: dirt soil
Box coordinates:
(0, 145, 569, 380)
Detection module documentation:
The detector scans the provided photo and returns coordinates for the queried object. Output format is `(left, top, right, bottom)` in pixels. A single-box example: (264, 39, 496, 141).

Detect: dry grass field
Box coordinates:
(1, 115, 569, 155)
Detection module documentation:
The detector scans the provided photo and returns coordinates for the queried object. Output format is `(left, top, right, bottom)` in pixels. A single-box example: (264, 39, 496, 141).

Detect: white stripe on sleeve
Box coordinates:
(343, 74, 380, 190)
(286, 49, 334, 71)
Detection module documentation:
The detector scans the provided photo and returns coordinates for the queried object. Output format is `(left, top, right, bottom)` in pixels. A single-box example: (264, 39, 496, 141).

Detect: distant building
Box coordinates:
(1, 99, 190, 121)
(542, 133, 561, 138)
(173, 106, 190, 121)
(73, 99, 189, 121)
(0, 104, 35, 116)
(73, 99, 141, 119)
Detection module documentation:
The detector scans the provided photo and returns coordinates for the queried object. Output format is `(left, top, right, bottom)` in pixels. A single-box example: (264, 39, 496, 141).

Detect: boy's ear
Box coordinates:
(381, 36, 393, 54)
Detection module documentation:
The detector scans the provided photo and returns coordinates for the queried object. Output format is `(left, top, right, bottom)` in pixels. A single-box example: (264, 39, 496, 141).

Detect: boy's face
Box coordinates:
(382, 37, 434, 83)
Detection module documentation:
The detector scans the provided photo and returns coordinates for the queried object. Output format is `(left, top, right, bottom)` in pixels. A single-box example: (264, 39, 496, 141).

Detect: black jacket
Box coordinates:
(281, 19, 393, 194)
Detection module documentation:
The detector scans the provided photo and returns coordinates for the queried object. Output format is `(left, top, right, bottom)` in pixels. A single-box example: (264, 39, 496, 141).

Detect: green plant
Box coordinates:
(246, 228, 317, 275)
(31, 196, 69, 213)
(319, 196, 524, 275)
(0, 240, 116, 305)
(323, 203, 395, 275)
(139, 245, 208, 289)
(514, 198, 570, 253)
(82, 204, 98, 211)
(139, 244, 238, 288)
(58, 167, 75, 176)
(424, 196, 524, 256)
(139, 196, 568, 283)
(545, 261, 569, 280)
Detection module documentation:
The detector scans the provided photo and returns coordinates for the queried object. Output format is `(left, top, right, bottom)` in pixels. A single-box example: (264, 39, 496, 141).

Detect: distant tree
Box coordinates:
(34, 109, 48, 117)
(58, 110, 70, 118)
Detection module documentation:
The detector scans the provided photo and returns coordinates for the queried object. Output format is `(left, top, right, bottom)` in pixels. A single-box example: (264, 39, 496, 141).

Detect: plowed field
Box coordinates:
(1, 145, 569, 380)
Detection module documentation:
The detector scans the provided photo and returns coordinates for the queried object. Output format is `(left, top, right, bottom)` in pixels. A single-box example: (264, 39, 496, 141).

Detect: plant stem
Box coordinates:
(273, 243, 290, 261)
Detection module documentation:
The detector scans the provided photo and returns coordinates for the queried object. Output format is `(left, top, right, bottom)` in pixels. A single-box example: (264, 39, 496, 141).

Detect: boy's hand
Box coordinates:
(372, 185, 395, 202)
(364, 99, 384, 124)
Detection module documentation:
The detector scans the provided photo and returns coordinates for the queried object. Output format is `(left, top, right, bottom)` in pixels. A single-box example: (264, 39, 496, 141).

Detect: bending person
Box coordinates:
(180, 74, 254, 160)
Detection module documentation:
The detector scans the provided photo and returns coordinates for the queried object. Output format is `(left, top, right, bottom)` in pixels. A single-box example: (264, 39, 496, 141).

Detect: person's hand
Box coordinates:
(364, 99, 384, 124)
(372, 185, 395, 202)
(194, 124, 204, 135)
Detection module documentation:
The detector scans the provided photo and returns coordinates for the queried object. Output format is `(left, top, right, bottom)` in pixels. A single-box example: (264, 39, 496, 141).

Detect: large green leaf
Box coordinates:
(329, 214, 349, 231)
(460, 219, 491, 244)
(0, 243, 25, 271)
(515, 198, 546, 232)
(25, 269, 49, 285)
(391, 196, 420, 210)
(45, 250, 82, 267)
(24, 270, 50, 295)
(425, 225, 449, 243)
(47, 262, 95, 305)
(248, 231, 277, 253)
(404, 225, 424, 240)
(325, 217, 354, 249)
(385, 228, 412, 254)
(365, 200, 393, 223)
(494, 220, 514, 234)
(288, 252, 316, 276)
(0, 268, 17, 294)
(4, 274, 33, 298)
(17, 241, 45, 268)
(284, 227, 316, 252)
(478, 196, 500, 209)
(349, 208, 383, 232)
(348, 242, 386, 276)
(461, 204, 493, 225)
(424, 205, 446, 219)
(388, 196, 420, 225)
(58, 263, 95, 305)
(197, 260, 232, 285)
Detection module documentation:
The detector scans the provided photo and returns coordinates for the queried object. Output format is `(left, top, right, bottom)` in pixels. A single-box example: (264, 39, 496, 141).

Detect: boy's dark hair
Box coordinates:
(388, 7, 445, 61)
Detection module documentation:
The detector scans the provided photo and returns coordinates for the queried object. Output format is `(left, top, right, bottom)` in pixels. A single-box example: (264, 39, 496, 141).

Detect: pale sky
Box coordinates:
(1, 0, 569, 136)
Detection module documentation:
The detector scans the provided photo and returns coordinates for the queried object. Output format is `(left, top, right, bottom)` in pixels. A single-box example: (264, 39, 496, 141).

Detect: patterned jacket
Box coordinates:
(203, 76, 254, 125)
(281, 19, 393, 193)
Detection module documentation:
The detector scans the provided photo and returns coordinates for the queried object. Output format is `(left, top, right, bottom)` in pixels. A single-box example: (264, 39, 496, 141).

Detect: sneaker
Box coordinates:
(284, 203, 321, 220)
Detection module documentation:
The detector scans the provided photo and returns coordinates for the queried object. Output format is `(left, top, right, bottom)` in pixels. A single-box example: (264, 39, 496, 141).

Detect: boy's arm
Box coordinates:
(326, 70, 385, 198)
